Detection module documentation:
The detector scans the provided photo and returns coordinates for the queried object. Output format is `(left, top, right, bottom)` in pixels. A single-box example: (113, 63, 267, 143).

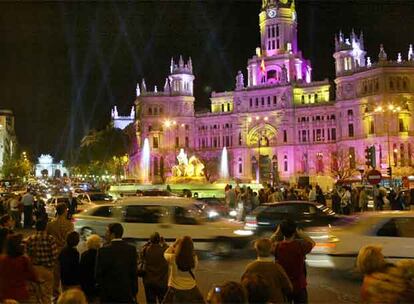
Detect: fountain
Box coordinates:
(220, 147, 229, 180)
(140, 138, 150, 183)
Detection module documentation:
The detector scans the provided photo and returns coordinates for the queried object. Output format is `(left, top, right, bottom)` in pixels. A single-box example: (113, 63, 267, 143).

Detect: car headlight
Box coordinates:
(233, 229, 254, 236)
(229, 210, 237, 217)
(208, 211, 219, 218)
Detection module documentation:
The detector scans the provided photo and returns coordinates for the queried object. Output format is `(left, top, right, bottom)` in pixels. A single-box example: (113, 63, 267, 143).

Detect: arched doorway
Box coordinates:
(247, 124, 277, 183)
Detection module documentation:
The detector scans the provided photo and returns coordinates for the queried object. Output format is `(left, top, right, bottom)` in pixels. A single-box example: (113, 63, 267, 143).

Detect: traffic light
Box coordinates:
(387, 167, 392, 176)
(365, 146, 376, 168)
(365, 147, 371, 166)
(369, 146, 376, 168)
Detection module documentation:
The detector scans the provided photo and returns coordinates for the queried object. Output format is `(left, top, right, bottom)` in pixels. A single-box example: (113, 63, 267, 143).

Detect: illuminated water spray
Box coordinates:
(220, 147, 229, 180)
(140, 138, 150, 183)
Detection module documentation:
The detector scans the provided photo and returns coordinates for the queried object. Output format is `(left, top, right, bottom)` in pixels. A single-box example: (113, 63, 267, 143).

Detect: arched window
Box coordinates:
(283, 155, 288, 172)
(148, 107, 152, 115)
(153, 157, 159, 176)
(238, 157, 243, 174)
(301, 95, 305, 104)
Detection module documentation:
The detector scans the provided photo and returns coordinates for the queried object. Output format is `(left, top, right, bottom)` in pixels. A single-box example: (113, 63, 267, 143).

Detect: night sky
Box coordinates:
(0, 0, 413, 160)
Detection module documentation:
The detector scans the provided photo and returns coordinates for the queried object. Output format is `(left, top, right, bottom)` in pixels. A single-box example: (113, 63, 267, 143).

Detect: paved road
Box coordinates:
(137, 254, 360, 304)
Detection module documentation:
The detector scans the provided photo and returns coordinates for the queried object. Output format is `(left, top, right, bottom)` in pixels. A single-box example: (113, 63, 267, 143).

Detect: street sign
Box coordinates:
(366, 169, 382, 185)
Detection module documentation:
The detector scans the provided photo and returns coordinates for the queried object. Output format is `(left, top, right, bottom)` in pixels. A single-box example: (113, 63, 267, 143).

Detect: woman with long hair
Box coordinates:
(162, 236, 204, 303)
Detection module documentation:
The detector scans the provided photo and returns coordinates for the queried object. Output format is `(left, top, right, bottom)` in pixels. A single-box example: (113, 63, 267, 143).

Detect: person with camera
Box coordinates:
(139, 232, 169, 304)
(271, 219, 315, 304)
(163, 236, 204, 303)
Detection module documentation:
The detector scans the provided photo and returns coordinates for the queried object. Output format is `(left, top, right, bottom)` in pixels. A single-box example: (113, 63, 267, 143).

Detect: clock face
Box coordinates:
(267, 9, 277, 18)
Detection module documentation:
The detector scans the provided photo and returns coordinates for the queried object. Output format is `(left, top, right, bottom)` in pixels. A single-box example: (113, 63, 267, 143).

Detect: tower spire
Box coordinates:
(136, 82, 140, 96)
(170, 57, 174, 74)
(141, 79, 147, 93)
(179, 55, 184, 68)
(188, 57, 193, 73)
(408, 44, 413, 61)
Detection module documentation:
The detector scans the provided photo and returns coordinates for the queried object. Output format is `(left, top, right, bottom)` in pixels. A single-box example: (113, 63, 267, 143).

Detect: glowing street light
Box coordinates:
(163, 120, 172, 128)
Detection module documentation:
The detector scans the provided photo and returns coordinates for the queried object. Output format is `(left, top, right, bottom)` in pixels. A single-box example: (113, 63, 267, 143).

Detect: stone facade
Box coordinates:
(0, 109, 16, 172)
(132, 0, 414, 188)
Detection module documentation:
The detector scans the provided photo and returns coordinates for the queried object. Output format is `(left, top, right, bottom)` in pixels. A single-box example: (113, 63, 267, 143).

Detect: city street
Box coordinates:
(20, 228, 360, 303)
(137, 253, 361, 304)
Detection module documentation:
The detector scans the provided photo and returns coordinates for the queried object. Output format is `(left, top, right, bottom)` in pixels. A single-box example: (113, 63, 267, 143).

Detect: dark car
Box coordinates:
(245, 201, 339, 235)
(195, 197, 229, 218)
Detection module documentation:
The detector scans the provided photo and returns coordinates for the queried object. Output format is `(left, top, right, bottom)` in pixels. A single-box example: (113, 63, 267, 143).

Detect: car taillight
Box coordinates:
(245, 216, 258, 229)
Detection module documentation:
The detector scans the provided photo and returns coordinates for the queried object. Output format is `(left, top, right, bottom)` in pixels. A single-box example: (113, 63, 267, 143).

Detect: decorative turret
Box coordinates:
(136, 83, 140, 97)
(259, 0, 298, 57)
(397, 53, 402, 63)
(141, 79, 147, 93)
(333, 29, 366, 76)
(408, 44, 413, 61)
(164, 78, 170, 92)
(130, 106, 135, 118)
(168, 56, 195, 96)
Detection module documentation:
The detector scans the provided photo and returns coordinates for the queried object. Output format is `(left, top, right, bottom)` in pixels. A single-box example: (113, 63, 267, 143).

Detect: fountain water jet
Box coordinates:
(140, 138, 150, 183)
(220, 147, 229, 180)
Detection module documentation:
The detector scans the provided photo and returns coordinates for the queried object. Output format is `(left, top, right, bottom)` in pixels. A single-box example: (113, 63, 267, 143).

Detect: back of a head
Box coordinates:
(150, 232, 161, 244)
(175, 236, 195, 271)
(241, 274, 270, 304)
(219, 281, 248, 304)
(57, 288, 87, 304)
(36, 219, 48, 231)
(56, 203, 68, 216)
(357, 245, 386, 275)
(0, 215, 11, 227)
(108, 223, 124, 239)
(86, 234, 101, 250)
(66, 231, 80, 248)
(280, 219, 297, 239)
(254, 238, 272, 257)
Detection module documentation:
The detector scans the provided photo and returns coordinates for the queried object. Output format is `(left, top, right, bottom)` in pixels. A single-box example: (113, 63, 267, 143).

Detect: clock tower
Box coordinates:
(259, 0, 297, 57)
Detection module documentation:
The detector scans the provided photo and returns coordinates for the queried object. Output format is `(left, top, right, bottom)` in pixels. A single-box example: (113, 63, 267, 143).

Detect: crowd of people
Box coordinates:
(224, 182, 414, 218)
(0, 202, 413, 303)
(0, 198, 316, 304)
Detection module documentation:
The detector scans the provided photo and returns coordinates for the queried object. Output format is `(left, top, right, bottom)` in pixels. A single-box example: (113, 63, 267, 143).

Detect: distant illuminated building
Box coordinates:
(111, 106, 135, 130)
(130, 0, 414, 187)
(0, 110, 16, 173)
(35, 154, 68, 178)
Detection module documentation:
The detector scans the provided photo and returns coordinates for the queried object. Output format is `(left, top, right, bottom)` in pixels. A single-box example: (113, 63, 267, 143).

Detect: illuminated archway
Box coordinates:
(247, 123, 278, 147)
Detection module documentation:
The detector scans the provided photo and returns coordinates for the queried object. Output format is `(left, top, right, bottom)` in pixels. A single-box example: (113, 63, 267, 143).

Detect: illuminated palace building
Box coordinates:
(132, 0, 414, 187)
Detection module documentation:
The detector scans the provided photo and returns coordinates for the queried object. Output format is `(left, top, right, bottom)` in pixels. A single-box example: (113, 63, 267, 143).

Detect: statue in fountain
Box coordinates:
(171, 149, 205, 179)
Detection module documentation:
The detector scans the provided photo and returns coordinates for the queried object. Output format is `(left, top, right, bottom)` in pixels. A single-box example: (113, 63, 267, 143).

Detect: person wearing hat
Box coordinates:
(139, 232, 169, 304)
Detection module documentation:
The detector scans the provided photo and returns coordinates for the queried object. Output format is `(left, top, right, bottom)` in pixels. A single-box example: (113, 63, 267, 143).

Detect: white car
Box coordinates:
(45, 196, 95, 218)
(77, 192, 113, 205)
(306, 211, 414, 271)
(73, 196, 253, 255)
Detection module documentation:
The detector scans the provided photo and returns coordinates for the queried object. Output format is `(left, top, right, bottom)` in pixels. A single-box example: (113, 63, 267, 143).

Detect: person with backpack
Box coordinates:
(163, 236, 204, 303)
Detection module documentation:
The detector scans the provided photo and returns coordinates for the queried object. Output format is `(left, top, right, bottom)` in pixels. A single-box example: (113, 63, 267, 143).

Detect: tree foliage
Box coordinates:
(1, 152, 32, 179)
(69, 126, 131, 176)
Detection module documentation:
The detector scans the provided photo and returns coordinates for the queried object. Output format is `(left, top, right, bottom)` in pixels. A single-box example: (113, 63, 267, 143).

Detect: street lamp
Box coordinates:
(374, 104, 402, 185)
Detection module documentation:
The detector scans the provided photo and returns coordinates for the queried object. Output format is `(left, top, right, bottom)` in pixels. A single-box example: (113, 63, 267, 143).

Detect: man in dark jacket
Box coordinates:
(96, 223, 138, 303)
(140, 232, 168, 304)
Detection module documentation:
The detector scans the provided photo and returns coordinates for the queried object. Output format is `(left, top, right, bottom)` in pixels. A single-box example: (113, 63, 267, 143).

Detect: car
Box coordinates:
(77, 192, 113, 205)
(73, 196, 254, 255)
(244, 201, 339, 236)
(45, 196, 94, 218)
(195, 197, 229, 219)
(306, 211, 414, 271)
